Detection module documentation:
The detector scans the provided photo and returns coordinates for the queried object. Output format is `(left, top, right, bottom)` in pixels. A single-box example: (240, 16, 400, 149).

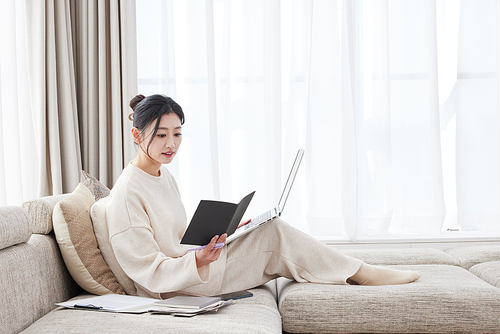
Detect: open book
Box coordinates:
(180, 191, 255, 246)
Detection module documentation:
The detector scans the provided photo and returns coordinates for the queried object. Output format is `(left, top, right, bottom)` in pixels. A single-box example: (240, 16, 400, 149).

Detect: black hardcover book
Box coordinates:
(180, 191, 255, 246)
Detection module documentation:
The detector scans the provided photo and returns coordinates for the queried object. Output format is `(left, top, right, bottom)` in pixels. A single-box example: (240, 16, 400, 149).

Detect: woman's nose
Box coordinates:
(165, 135, 175, 148)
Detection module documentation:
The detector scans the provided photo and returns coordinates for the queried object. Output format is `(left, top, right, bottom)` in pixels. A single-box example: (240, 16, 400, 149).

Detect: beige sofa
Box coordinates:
(1, 194, 499, 334)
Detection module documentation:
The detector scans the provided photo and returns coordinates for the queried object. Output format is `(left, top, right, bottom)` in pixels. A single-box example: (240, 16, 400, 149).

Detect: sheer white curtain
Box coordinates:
(136, 0, 500, 240)
(0, 1, 39, 206)
(450, 0, 500, 232)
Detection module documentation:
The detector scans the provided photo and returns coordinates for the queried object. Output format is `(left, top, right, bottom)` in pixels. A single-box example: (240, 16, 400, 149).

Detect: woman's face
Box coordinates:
(139, 113, 183, 165)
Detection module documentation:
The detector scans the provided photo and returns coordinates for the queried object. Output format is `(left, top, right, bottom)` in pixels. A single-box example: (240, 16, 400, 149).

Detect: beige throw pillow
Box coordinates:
(91, 197, 137, 295)
(53, 183, 125, 295)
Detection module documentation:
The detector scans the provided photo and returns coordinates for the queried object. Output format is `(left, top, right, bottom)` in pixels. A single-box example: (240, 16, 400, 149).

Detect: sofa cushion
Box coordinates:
(445, 245, 500, 269)
(80, 170, 111, 201)
(340, 247, 460, 266)
(22, 194, 67, 234)
(470, 261, 500, 288)
(0, 234, 79, 334)
(53, 183, 125, 295)
(21, 284, 282, 334)
(0, 206, 31, 250)
(278, 265, 500, 333)
(91, 196, 137, 295)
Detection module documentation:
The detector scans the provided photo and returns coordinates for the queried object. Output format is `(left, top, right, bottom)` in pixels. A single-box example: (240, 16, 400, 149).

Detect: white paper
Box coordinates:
(57, 294, 159, 313)
(148, 300, 234, 316)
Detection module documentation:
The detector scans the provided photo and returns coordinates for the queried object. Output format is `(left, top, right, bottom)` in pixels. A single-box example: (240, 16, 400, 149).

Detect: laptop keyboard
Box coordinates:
(248, 210, 272, 228)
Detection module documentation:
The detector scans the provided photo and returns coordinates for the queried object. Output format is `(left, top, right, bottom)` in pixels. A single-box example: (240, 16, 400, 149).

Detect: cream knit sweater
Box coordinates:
(106, 164, 226, 298)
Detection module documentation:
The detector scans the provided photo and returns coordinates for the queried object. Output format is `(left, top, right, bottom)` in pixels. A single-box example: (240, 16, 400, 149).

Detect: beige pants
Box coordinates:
(216, 218, 363, 294)
(176, 218, 362, 297)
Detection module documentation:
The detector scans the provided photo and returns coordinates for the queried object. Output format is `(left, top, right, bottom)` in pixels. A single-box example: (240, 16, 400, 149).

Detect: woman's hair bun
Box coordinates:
(129, 94, 146, 111)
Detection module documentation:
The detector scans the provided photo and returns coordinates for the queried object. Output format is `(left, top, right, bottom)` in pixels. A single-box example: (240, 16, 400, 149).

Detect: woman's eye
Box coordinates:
(158, 134, 166, 138)
(174, 133, 182, 137)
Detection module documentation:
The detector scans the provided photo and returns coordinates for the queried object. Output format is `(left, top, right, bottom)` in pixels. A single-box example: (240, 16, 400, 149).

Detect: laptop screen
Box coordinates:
(277, 149, 304, 212)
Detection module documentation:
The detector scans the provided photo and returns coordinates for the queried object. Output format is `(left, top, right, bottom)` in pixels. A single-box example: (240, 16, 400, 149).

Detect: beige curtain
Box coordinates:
(25, 0, 137, 196)
(25, 0, 81, 197)
(71, 0, 137, 188)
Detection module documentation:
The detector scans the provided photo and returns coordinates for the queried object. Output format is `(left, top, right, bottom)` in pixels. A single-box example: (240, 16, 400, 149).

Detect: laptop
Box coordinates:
(226, 148, 304, 244)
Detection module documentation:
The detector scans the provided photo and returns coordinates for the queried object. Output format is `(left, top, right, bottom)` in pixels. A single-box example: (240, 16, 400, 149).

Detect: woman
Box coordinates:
(105, 94, 420, 299)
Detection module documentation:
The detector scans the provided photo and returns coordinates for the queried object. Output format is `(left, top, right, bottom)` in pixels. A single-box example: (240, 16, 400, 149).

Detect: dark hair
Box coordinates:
(129, 94, 146, 112)
(129, 94, 185, 154)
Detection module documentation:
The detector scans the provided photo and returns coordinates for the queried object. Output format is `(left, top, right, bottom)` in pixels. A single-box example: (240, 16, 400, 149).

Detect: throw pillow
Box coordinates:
(80, 170, 111, 201)
(53, 183, 125, 295)
(91, 196, 138, 295)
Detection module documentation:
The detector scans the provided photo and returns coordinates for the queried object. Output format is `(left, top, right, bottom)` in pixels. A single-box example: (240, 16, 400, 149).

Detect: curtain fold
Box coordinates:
(340, 0, 359, 240)
(25, 0, 82, 197)
(72, 0, 137, 189)
(22, 0, 138, 199)
(0, 0, 39, 205)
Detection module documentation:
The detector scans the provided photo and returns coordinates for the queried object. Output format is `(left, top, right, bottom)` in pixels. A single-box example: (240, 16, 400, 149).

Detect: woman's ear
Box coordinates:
(131, 127, 141, 145)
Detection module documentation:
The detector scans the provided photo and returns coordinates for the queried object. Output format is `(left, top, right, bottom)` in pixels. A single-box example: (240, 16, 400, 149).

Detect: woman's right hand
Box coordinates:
(195, 234, 227, 268)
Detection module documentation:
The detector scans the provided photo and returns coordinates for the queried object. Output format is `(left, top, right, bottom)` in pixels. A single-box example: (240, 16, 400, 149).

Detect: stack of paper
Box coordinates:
(148, 296, 233, 317)
(56, 294, 158, 313)
(57, 294, 235, 317)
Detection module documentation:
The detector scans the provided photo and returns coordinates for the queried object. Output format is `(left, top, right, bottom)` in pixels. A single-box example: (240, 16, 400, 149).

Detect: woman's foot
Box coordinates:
(349, 263, 420, 286)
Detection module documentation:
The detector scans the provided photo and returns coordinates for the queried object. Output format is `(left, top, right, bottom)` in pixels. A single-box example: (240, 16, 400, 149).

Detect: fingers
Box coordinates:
(217, 233, 227, 244)
(195, 234, 226, 268)
(207, 235, 219, 250)
(202, 234, 226, 253)
(206, 234, 226, 251)
(238, 219, 251, 228)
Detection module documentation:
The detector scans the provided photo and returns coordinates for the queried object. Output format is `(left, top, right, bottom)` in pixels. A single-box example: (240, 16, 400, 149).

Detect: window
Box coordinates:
(130, 0, 500, 240)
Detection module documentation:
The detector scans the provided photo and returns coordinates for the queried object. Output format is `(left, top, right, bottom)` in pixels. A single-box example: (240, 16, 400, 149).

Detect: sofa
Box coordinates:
(1, 193, 500, 334)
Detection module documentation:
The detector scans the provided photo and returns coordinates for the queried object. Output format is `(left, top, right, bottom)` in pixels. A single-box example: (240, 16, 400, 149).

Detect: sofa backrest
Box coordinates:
(22, 194, 68, 235)
(0, 197, 80, 334)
